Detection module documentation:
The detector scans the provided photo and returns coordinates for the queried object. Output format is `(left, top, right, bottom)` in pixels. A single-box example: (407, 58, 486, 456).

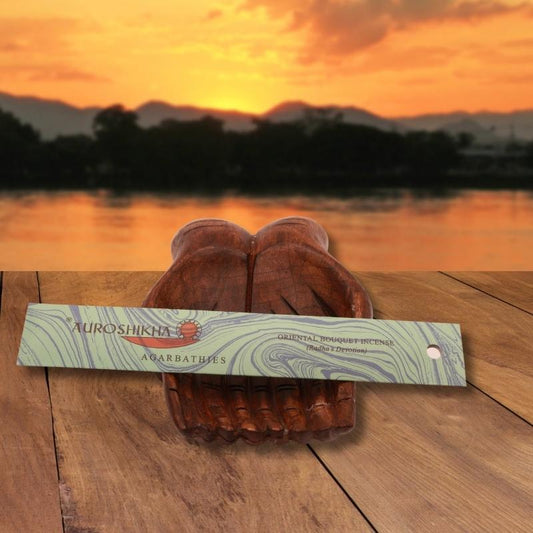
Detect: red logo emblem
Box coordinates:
(123, 320, 202, 349)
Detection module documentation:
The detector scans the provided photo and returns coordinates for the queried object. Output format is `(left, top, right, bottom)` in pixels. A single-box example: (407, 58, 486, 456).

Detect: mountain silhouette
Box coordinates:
(1, 90, 531, 141)
(263, 100, 402, 132)
(0, 92, 99, 138)
(439, 118, 501, 144)
(398, 110, 533, 141)
(136, 100, 255, 131)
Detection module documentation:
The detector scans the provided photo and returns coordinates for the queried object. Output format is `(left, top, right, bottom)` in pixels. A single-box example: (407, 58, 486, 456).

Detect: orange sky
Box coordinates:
(1, 1, 532, 115)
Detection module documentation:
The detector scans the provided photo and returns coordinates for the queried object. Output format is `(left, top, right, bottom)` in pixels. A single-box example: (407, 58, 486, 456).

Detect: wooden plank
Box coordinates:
(38, 272, 372, 533)
(353, 271, 533, 422)
(0, 272, 63, 533)
(313, 383, 533, 533)
(444, 271, 533, 314)
(36, 271, 162, 307)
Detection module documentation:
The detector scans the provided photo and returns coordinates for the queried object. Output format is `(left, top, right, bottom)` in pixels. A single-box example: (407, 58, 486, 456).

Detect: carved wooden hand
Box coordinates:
(143, 217, 372, 443)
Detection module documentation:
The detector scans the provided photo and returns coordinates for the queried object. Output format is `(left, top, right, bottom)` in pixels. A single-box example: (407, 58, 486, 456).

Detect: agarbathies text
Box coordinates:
(142, 353, 226, 364)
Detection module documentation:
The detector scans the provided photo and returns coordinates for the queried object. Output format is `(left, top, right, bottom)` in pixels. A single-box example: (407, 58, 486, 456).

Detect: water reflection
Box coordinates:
(0, 189, 531, 270)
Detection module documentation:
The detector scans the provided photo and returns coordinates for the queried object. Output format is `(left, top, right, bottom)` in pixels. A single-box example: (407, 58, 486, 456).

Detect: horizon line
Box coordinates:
(1, 89, 532, 119)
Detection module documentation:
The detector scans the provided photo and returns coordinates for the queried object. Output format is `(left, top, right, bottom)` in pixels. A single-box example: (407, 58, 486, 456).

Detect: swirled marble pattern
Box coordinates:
(17, 304, 465, 386)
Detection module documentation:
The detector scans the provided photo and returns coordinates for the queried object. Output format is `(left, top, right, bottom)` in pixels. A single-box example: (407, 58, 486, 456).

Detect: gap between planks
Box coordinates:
(440, 272, 533, 317)
(355, 274, 530, 426)
(354, 271, 532, 423)
(435, 272, 533, 427)
(0, 272, 63, 533)
(467, 380, 532, 428)
(307, 444, 378, 533)
(36, 271, 67, 533)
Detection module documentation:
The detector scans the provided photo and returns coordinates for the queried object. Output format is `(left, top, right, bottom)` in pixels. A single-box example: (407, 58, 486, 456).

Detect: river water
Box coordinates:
(0, 189, 531, 270)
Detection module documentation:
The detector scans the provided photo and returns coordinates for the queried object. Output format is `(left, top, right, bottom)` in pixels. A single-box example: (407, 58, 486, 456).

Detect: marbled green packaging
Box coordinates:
(17, 303, 465, 386)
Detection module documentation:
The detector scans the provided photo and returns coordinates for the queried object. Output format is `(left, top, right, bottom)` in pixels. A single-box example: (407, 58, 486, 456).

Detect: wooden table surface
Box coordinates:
(1, 271, 532, 533)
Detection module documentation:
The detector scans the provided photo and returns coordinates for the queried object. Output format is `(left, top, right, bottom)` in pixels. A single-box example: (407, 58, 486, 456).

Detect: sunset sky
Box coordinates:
(1, 0, 532, 115)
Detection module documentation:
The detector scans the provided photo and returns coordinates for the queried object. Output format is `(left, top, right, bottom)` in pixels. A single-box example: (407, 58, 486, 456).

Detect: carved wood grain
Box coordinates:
(143, 217, 373, 443)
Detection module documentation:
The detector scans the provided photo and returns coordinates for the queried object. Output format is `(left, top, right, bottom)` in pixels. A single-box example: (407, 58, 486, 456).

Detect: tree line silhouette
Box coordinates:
(1, 105, 532, 192)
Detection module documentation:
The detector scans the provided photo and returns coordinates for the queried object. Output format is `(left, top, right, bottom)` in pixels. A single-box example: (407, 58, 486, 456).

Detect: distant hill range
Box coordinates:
(397, 111, 533, 143)
(1, 91, 532, 143)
